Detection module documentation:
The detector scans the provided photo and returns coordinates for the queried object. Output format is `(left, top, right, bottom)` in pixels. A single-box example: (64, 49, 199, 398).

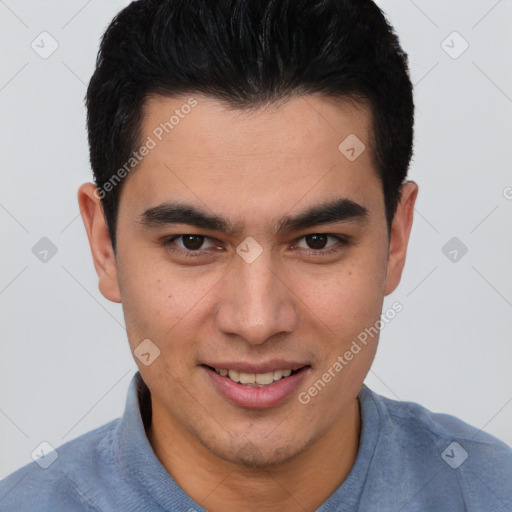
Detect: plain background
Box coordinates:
(1, 0, 511, 479)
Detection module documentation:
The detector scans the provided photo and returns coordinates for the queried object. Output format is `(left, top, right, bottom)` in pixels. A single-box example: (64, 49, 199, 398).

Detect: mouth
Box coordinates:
(200, 363, 311, 409)
(202, 364, 308, 387)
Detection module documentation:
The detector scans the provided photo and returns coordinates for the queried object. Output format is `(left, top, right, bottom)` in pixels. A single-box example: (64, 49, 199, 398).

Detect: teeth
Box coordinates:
(239, 372, 255, 384)
(214, 367, 298, 385)
(228, 369, 240, 382)
(256, 372, 274, 385)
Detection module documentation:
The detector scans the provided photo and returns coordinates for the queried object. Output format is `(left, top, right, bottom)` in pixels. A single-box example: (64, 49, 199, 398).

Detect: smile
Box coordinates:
(207, 366, 299, 387)
(201, 364, 311, 408)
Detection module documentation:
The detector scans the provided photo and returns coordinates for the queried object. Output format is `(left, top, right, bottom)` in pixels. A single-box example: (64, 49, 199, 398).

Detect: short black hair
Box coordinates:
(86, 0, 414, 253)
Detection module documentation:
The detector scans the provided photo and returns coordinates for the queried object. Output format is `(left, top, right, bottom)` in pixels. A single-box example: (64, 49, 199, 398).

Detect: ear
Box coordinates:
(384, 181, 419, 296)
(77, 183, 122, 303)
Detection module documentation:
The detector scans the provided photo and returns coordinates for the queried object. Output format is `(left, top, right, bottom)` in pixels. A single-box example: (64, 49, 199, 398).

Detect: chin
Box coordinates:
(202, 431, 310, 469)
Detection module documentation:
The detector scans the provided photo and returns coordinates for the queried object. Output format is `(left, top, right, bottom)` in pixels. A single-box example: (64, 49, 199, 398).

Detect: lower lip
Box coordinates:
(202, 366, 310, 409)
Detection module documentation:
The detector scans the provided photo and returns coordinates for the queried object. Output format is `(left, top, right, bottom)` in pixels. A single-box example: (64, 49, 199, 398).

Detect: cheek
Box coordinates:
(118, 254, 216, 346)
(299, 256, 386, 330)
(117, 253, 174, 341)
(118, 263, 203, 386)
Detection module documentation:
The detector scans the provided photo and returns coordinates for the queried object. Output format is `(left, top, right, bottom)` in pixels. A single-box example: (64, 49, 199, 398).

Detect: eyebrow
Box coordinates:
(137, 198, 369, 236)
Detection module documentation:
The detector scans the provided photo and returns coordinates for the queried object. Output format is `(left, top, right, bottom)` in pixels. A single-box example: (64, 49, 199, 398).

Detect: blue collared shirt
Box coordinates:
(1, 372, 511, 511)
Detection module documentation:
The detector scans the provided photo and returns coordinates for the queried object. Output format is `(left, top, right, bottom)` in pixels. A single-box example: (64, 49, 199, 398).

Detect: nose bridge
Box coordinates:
(215, 244, 298, 344)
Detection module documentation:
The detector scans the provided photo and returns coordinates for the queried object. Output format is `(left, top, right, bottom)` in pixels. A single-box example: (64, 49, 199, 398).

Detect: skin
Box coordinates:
(78, 92, 418, 512)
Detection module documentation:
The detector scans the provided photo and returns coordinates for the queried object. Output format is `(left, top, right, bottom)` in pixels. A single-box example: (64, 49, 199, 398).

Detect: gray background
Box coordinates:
(1, 0, 511, 479)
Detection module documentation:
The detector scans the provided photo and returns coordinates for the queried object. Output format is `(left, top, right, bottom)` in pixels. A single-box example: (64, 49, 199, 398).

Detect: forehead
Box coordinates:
(141, 92, 374, 160)
(118, 93, 383, 229)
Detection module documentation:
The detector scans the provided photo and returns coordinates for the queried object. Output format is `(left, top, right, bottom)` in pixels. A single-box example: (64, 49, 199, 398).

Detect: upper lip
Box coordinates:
(201, 360, 310, 374)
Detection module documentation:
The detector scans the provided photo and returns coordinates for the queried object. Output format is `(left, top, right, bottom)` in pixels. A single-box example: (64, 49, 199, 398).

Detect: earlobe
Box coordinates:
(384, 181, 419, 296)
(77, 183, 122, 304)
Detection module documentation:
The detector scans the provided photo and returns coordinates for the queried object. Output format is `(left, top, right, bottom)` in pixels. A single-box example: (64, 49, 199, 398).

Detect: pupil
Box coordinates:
(306, 234, 327, 250)
(183, 235, 204, 250)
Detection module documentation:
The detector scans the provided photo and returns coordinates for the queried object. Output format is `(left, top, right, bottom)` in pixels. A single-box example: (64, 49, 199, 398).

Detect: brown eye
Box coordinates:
(181, 235, 206, 251)
(304, 234, 329, 250)
(294, 234, 349, 256)
(164, 235, 216, 254)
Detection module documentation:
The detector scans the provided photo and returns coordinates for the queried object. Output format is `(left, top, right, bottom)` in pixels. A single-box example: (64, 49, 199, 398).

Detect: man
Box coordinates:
(1, 0, 511, 510)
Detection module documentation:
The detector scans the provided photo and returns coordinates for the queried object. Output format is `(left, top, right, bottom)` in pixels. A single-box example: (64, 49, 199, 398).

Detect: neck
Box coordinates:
(146, 398, 361, 512)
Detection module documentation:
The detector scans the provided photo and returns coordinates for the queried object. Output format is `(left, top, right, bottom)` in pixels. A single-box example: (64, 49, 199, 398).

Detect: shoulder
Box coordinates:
(361, 387, 512, 511)
(0, 419, 119, 512)
(374, 388, 512, 457)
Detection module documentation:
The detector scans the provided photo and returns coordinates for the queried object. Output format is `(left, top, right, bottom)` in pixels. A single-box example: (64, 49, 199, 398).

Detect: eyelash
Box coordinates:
(162, 234, 350, 259)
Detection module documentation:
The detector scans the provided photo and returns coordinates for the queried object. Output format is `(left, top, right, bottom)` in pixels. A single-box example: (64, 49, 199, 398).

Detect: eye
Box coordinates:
(164, 234, 218, 257)
(162, 233, 350, 260)
(294, 234, 349, 255)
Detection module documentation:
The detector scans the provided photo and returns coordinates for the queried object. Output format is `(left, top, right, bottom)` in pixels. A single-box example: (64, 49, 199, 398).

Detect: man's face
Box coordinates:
(93, 93, 410, 467)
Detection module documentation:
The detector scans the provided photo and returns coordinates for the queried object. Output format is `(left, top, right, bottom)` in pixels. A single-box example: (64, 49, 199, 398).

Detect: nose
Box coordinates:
(214, 246, 299, 345)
